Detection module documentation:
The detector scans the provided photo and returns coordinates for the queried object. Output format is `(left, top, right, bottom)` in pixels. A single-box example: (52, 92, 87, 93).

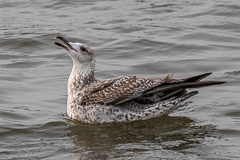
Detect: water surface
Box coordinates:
(0, 0, 240, 159)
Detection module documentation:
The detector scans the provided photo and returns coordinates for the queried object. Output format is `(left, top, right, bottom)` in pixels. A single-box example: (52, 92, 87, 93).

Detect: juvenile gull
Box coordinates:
(55, 36, 225, 124)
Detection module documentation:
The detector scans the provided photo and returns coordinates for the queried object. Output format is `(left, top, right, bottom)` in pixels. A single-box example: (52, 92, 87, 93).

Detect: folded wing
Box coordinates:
(79, 76, 164, 105)
(78, 73, 225, 105)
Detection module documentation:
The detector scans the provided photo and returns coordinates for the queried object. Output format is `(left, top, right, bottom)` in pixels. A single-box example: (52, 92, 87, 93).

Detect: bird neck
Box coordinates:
(69, 60, 95, 90)
(67, 61, 95, 117)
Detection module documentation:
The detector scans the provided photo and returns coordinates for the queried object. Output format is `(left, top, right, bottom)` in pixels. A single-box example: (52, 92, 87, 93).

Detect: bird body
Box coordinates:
(55, 36, 225, 124)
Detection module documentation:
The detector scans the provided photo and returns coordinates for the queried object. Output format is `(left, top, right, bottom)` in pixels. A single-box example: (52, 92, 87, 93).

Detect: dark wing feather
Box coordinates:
(182, 72, 212, 82)
(144, 81, 225, 96)
(144, 72, 225, 96)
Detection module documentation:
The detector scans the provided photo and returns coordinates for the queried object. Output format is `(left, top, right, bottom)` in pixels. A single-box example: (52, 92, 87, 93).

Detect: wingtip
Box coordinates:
(216, 81, 226, 85)
(198, 72, 213, 81)
(184, 72, 213, 82)
(205, 72, 213, 76)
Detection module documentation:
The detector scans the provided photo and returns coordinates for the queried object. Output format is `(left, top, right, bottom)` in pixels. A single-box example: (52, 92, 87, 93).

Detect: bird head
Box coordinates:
(55, 36, 95, 65)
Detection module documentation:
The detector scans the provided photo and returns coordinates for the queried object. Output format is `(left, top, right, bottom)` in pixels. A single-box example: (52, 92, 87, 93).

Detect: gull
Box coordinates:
(54, 36, 225, 124)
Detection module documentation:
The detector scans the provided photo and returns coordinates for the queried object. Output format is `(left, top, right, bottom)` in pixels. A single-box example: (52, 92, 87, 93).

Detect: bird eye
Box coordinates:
(80, 46, 87, 52)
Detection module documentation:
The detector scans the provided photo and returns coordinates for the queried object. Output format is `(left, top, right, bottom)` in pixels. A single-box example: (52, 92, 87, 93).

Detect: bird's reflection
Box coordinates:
(66, 115, 215, 159)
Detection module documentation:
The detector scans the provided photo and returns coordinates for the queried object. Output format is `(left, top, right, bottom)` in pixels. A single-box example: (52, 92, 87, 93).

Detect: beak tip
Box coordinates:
(55, 36, 62, 40)
(54, 42, 61, 46)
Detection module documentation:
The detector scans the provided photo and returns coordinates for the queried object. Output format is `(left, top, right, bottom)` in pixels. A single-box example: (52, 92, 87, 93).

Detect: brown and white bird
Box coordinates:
(55, 36, 225, 124)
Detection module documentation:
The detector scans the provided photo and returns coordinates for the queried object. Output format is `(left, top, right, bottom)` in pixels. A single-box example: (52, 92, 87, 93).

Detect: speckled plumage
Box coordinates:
(55, 36, 225, 124)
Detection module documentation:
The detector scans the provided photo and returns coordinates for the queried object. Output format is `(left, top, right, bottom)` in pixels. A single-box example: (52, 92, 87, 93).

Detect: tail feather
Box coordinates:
(161, 90, 199, 115)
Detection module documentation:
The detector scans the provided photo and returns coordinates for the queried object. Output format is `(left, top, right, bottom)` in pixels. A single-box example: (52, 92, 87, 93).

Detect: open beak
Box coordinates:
(55, 36, 77, 52)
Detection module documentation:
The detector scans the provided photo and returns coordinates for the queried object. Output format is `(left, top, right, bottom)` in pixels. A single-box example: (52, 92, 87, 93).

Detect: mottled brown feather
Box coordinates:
(79, 76, 164, 105)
